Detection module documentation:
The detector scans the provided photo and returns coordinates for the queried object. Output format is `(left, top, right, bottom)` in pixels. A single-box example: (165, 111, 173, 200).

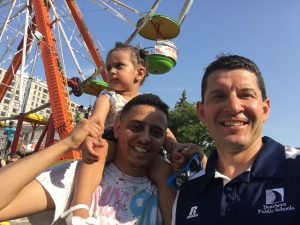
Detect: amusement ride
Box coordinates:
(0, 0, 194, 160)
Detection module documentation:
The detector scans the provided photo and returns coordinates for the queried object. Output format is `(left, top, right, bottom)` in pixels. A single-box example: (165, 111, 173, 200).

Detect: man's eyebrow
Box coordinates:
(128, 120, 142, 123)
(206, 89, 224, 95)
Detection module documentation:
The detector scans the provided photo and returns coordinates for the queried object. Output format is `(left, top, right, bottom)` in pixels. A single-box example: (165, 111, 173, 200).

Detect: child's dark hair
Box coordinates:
(108, 42, 149, 80)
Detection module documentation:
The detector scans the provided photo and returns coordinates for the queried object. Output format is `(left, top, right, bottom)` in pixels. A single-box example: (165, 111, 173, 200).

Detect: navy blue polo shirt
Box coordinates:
(172, 137, 300, 225)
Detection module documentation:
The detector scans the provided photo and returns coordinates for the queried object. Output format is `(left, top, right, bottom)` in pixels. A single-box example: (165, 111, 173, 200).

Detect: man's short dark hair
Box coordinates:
(119, 94, 169, 120)
(201, 54, 267, 102)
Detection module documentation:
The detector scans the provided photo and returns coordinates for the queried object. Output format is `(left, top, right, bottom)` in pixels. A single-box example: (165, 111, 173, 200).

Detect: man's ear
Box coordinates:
(114, 117, 121, 139)
(196, 101, 206, 124)
(262, 98, 271, 123)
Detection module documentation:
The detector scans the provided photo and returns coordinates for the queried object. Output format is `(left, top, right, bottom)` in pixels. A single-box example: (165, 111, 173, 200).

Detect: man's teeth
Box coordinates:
(224, 121, 244, 126)
(135, 147, 147, 153)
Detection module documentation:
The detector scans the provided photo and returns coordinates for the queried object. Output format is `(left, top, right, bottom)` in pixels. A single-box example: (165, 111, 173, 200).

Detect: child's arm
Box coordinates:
(147, 156, 176, 225)
(162, 128, 177, 154)
(83, 94, 111, 160)
(70, 140, 109, 219)
(69, 93, 111, 219)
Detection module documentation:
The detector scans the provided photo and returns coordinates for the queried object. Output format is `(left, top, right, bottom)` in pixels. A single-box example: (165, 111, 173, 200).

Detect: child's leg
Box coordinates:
(70, 142, 108, 219)
(148, 155, 176, 225)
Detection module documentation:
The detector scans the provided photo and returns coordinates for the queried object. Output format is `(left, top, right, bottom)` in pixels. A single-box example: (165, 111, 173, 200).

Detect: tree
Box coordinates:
(169, 91, 215, 156)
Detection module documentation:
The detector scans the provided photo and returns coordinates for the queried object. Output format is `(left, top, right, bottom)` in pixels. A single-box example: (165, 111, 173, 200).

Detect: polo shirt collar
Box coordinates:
(197, 136, 285, 193)
(251, 136, 285, 179)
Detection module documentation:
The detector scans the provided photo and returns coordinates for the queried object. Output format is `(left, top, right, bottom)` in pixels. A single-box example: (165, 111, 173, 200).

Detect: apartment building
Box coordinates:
(0, 67, 80, 120)
(0, 68, 83, 149)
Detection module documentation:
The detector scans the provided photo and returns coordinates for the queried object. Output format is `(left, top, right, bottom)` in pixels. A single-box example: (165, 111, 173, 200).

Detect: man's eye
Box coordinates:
(130, 124, 142, 132)
(151, 129, 164, 138)
(240, 92, 255, 99)
(210, 94, 225, 101)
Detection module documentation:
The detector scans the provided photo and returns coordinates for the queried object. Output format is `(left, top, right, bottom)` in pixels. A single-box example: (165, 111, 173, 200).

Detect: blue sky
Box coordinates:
(1, 1, 298, 147)
(72, 0, 299, 147)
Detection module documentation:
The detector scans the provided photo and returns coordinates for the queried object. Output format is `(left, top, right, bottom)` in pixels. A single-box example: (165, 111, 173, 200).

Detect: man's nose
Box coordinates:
(139, 128, 151, 144)
(226, 94, 244, 114)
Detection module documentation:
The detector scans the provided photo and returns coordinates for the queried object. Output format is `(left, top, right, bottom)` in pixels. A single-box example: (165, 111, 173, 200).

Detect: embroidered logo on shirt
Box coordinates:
(266, 188, 284, 204)
(257, 188, 295, 214)
(187, 206, 199, 219)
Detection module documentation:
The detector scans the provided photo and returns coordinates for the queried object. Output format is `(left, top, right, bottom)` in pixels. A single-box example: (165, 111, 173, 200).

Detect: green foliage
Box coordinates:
(169, 90, 215, 156)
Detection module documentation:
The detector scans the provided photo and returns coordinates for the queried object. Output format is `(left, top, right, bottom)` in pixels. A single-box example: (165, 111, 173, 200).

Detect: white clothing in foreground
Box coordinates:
(29, 161, 162, 225)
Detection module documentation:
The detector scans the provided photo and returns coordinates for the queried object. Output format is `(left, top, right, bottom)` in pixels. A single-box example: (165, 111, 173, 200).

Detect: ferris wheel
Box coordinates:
(0, 0, 194, 159)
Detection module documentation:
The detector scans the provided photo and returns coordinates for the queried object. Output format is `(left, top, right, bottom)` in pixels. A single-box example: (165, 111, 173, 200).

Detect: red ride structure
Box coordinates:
(0, 0, 107, 159)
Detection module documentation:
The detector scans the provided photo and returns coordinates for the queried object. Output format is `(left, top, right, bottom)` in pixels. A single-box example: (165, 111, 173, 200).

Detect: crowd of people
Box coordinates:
(0, 45, 299, 225)
(75, 105, 92, 124)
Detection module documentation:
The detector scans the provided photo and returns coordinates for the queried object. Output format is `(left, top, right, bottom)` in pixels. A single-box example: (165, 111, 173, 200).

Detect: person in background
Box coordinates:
(84, 106, 92, 119)
(2, 121, 16, 162)
(75, 105, 85, 124)
(172, 55, 300, 225)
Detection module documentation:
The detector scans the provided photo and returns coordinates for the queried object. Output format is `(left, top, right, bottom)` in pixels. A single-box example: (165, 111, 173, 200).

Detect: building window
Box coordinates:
(5, 93, 11, 98)
(12, 108, 17, 113)
(43, 89, 48, 94)
(4, 99, 9, 104)
(1, 112, 5, 116)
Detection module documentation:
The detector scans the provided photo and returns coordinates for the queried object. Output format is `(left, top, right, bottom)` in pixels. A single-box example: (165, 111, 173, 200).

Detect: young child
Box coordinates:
(66, 42, 204, 225)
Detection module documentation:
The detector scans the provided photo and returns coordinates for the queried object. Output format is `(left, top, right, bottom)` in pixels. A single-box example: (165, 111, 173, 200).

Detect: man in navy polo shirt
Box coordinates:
(172, 55, 300, 225)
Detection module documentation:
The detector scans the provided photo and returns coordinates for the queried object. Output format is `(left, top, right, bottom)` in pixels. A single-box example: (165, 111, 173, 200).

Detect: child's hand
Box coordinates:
(65, 118, 101, 150)
(170, 143, 207, 169)
(170, 151, 185, 170)
(81, 136, 106, 164)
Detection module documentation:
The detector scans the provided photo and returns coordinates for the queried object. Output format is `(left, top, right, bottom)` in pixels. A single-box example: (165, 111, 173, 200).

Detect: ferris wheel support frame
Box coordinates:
(65, 0, 107, 81)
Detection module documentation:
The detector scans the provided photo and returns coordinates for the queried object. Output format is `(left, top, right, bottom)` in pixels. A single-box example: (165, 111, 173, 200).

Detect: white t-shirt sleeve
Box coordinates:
(28, 161, 79, 225)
